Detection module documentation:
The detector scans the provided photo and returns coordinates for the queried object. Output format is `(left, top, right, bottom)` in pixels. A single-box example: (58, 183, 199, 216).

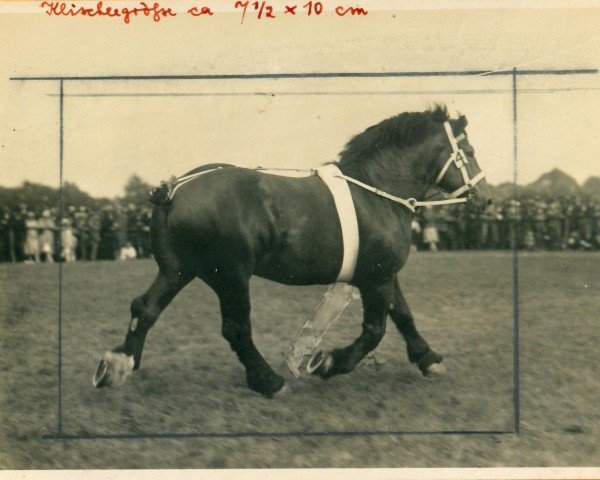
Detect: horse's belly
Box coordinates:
(254, 249, 339, 286)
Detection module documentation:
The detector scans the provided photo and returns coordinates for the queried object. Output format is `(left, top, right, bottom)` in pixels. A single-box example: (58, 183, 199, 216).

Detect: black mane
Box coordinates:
(338, 105, 450, 170)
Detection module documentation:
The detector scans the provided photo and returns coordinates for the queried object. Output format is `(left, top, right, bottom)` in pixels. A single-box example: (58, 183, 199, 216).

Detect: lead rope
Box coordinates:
(333, 173, 467, 213)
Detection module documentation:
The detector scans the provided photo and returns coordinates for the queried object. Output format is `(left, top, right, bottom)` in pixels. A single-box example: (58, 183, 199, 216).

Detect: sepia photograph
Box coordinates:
(0, 1, 599, 477)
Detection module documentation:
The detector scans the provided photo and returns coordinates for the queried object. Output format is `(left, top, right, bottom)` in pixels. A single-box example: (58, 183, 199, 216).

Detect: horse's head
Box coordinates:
(429, 115, 492, 214)
(337, 106, 492, 213)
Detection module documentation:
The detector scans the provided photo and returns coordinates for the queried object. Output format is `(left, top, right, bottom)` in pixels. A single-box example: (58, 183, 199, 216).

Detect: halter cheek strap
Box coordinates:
(436, 122, 485, 198)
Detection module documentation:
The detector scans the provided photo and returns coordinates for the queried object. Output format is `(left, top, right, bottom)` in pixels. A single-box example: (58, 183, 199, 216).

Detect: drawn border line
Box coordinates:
(44, 87, 600, 98)
(512, 69, 520, 435)
(43, 430, 514, 441)
(57, 79, 64, 436)
(9, 68, 599, 81)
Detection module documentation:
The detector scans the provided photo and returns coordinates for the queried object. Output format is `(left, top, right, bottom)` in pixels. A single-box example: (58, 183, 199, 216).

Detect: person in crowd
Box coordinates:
(434, 206, 451, 251)
(480, 201, 502, 249)
(38, 209, 56, 263)
(546, 200, 564, 250)
(593, 201, 600, 249)
(464, 207, 480, 250)
(495, 202, 509, 249)
(448, 205, 465, 250)
(0, 208, 11, 262)
(521, 199, 536, 249)
(573, 199, 586, 248)
(139, 207, 153, 258)
(66, 205, 77, 223)
(422, 207, 439, 252)
(524, 229, 536, 250)
(113, 204, 129, 259)
(126, 203, 144, 258)
(119, 241, 138, 260)
(579, 200, 595, 244)
(532, 198, 549, 250)
(60, 217, 77, 262)
(562, 198, 576, 249)
(410, 217, 421, 253)
(88, 208, 102, 261)
(568, 230, 593, 250)
(74, 206, 90, 261)
(24, 211, 40, 264)
(99, 206, 117, 260)
(9, 206, 26, 262)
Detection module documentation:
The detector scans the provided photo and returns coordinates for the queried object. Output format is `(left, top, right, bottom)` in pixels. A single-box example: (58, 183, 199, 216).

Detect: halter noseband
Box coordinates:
(435, 121, 486, 199)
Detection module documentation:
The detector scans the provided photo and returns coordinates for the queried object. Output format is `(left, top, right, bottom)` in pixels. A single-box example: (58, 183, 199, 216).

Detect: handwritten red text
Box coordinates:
(234, 1, 276, 24)
(187, 5, 214, 17)
(39, 1, 369, 24)
(39, 1, 177, 23)
(335, 4, 368, 16)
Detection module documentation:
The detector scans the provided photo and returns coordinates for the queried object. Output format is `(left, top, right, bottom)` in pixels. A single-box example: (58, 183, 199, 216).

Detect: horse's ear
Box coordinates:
(455, 115, 468, 132)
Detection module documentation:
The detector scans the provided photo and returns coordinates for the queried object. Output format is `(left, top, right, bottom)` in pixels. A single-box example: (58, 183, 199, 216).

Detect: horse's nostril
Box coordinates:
(486, 198, 493, 206)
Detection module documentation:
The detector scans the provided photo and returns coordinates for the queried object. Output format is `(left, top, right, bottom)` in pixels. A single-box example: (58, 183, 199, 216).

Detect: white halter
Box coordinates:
(434, 121, 486, 199)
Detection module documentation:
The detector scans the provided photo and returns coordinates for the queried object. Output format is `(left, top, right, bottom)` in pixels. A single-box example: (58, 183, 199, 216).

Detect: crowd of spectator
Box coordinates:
(412, 197, 600, 252)
(0, 203, 152, 264)
(1, 196, 599, 264)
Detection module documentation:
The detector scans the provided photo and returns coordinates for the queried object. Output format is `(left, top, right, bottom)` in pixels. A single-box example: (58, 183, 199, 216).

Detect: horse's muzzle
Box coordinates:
(466, 190, 492, 214)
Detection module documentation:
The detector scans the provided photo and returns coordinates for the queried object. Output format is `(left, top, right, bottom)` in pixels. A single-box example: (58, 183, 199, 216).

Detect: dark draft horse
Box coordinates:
(94, 106, 492, 398)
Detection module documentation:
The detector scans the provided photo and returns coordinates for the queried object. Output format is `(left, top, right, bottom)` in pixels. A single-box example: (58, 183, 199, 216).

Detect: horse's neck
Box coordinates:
(338, 148, 430, 201)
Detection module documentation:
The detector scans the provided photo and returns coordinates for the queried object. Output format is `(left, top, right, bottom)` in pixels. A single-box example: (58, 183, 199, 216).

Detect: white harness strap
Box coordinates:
(316, 164, 360, 283)
(168, 167, 223, 200)
(169, 167, 316, 200)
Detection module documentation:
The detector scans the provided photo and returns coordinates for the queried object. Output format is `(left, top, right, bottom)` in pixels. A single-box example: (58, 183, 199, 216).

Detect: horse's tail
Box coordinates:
(149, 196, 178, 268)
(148, 177, 177, 206)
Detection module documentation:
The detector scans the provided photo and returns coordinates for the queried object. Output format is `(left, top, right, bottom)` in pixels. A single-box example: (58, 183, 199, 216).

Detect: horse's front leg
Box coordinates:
(389, 277, 444, 376)
(309, 281, 393, 379)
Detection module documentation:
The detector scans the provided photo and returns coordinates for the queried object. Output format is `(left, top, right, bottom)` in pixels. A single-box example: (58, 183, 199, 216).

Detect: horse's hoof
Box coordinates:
(93, 351, 134, 388)
(361, 351, 386, 366)
(306, 350, 333, 376)
(415, 350, 444, 377)
(248, 370, 285, 399)
(273, 384, 292, 398)
(425, 362, 446, 377)
(93, 359, 109, 388)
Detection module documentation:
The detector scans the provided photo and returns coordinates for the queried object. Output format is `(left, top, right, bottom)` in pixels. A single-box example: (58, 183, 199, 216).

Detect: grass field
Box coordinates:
(0, 251, 598, 468)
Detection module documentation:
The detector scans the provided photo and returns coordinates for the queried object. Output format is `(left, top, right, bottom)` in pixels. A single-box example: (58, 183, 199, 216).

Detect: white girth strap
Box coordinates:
(316, 164, 359, 283)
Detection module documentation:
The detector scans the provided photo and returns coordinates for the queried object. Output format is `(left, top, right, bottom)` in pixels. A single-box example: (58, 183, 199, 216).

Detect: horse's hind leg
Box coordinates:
(309, 281, 393, 380)
(214, 275, 285, 398)
(389, 277, 444, 376)
(93, 269, 193, 388)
